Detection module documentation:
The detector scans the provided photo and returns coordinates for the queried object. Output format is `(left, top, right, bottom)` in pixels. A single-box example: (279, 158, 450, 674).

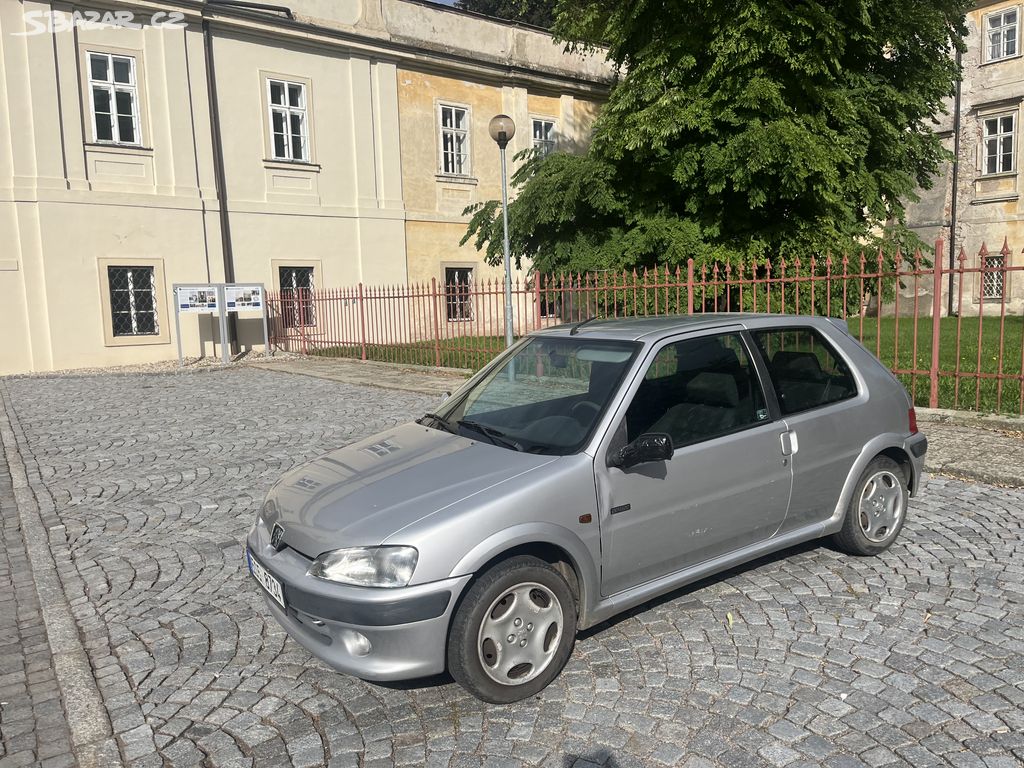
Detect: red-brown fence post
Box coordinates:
(928, 239, 945, 408)
(686, 259, 695, 315)
(299, 289, 309, 356)
(431, 277, 442, 368)
(534, 275, 542, 330)
(358, 282, 367, 361)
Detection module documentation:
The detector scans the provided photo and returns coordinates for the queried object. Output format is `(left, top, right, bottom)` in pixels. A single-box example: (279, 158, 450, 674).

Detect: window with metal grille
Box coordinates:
(445, 267, 473, 321)
(107, 266, 158, 336)
(268, 79, 308, 161)
(439, 105, 470, 175)
(532, 119, 556, 156)
(983, 255, 1005, 299)
(279, 266, 316, 327)
(983, 114, 1015, 175)
(88, 52, 140, 145)
(538, 297, 558, 318)
(987, 8, 1019, 61)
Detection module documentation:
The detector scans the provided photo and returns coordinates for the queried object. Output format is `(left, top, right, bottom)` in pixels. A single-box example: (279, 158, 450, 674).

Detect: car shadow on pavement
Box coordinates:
(563, 750, 621, 767)
(578, 538, 825, 640)
(371, 671, 455, 692)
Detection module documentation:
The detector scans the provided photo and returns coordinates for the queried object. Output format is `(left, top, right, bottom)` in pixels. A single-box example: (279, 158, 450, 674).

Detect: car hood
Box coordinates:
(263, 422, 558, 558)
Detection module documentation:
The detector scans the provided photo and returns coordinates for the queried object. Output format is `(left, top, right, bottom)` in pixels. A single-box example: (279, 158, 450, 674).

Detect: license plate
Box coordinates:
(247, 550, 285, 609)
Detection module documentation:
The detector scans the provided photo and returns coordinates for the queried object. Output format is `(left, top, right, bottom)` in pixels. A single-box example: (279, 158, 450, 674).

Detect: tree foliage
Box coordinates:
(455, 0, 556, 28)
(463, 0, 969, 277)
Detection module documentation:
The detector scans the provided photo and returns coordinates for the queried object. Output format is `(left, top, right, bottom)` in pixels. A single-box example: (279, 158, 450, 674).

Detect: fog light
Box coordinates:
(340, 629, 371, 657)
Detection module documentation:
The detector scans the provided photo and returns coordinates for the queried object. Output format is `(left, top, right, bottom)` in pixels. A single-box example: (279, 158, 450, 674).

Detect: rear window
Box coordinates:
(751, 328, 857, 415)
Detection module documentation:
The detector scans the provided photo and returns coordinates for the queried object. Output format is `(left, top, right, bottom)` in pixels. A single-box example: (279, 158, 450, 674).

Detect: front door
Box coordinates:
(596, 330, 793, 596)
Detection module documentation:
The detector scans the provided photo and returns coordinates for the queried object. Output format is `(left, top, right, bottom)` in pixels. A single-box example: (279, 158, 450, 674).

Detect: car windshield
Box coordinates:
(426, 336, 641, 455)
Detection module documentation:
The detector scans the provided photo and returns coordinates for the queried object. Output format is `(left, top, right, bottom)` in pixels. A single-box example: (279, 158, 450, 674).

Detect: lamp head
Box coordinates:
(488, 114, 516, 149)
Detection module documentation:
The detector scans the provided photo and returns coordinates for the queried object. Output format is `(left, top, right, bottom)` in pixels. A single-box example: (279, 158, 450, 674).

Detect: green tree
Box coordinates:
(455, 0, 556, 28)
(463, 0, 968, 289)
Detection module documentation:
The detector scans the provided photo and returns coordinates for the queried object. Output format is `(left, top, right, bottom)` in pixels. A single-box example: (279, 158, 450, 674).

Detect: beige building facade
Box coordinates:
(0, 0, 609, 374)
(906, 0, 1024, 314)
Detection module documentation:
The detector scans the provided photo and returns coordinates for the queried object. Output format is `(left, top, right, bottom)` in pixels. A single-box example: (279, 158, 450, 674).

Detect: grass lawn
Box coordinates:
(312, 334, 507, 371)
(851, 316, 1024, 414)
(311, 316, 1024, 415)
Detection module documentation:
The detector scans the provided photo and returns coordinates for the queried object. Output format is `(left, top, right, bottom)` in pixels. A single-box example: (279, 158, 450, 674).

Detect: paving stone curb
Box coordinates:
(0, 383, 125, 768)
(916, 409, 1024, 489)
(917, 407, 1024, 434)
(246, 356, 471, 396)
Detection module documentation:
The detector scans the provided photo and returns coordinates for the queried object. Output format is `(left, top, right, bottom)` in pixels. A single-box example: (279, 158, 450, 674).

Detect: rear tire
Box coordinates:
(447, 556, 576, 704)
(833, 456, 908, 556)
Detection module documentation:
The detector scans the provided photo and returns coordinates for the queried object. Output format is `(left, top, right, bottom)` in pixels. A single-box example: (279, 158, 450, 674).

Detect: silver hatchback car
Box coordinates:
(247, 315, 927, 703)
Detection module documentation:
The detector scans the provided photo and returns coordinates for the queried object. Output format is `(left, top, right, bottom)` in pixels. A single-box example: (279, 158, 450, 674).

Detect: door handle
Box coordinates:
(780, 430, 799, 456)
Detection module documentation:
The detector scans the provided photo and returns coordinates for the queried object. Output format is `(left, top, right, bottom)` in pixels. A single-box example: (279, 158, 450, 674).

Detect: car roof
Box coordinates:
(531, 314, 840, 342)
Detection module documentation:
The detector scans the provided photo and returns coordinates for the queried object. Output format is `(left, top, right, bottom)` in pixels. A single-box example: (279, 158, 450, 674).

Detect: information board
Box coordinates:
(173, 282, 269, 365)
(224, 285, 264, 312)
(176, 285, 219, 313)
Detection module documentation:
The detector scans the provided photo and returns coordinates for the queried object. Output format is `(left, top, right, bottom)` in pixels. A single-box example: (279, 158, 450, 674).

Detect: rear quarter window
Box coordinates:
(751, 327, 857, 415)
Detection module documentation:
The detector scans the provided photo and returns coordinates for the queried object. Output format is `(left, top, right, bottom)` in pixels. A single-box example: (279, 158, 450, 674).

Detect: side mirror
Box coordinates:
(610, 433, 673, 469)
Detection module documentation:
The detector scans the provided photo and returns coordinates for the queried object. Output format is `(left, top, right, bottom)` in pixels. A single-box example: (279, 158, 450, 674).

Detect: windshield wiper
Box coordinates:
(419, 412, 456, 433)
(458, 420, 523, 451)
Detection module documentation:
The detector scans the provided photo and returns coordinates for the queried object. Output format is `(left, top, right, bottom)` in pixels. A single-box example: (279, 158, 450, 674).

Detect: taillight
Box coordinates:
(908, 407, 918, 434)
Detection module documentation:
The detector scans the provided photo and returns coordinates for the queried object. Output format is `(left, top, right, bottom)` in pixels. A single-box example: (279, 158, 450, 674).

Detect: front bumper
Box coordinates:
(246, 521, 470, 681)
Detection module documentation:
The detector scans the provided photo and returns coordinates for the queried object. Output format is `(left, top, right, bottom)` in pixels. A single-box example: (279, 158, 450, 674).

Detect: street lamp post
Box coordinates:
(488, 114, 516, 349)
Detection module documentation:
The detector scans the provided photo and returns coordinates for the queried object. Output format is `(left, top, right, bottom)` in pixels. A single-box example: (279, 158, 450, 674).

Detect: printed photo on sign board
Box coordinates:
(176, 286, 219, 312)
(225, 285, 264, 311)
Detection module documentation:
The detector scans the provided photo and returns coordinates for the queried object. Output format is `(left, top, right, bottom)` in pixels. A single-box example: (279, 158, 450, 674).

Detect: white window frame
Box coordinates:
(87, 51, 141, 146)
(438, 103, 471, 176)
(267, 78, 309, 162)
(985, 7, 1020, 63)
(531, 117, 557, 156)
(982, 113, 1016, 175)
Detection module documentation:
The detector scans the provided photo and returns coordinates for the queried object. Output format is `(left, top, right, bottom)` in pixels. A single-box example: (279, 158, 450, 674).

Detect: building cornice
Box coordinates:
(69, 0, 613, 99)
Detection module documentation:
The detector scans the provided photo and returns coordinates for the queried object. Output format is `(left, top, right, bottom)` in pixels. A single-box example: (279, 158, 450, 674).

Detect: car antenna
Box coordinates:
(569, 316, 599, 336)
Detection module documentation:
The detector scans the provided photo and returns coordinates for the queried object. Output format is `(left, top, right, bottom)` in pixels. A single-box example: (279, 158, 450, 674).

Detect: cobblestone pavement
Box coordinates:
(1, 368, 1022, 768)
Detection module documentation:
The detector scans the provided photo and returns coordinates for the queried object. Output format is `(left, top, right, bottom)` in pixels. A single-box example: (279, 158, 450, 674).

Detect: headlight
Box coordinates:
(307, 546, 418, 588)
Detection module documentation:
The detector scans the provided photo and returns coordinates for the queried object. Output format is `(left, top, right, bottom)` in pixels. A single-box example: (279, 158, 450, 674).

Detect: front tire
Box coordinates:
(833, 456, 908, 556)
(447, 556, 577, 704)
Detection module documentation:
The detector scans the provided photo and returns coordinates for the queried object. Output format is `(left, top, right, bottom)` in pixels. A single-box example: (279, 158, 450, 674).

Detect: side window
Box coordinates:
(267, 78, 309, 162)
(624, 333, 770, 447)
(751, 327, 857, 415)
(87, 52, 140, 145)
(439, 104, 470, 175)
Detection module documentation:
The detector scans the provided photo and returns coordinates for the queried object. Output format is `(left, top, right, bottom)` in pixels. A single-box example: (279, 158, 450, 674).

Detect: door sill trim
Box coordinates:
(582, 522, 826, 629)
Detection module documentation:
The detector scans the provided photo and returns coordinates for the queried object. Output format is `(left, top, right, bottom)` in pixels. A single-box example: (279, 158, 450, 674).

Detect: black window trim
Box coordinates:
(748, 324, 860, 417)
(607, 327, 781, 459)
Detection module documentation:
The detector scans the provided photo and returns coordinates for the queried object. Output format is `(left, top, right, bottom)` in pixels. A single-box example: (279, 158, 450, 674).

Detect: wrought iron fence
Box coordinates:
(266, 239, 1024, 415)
